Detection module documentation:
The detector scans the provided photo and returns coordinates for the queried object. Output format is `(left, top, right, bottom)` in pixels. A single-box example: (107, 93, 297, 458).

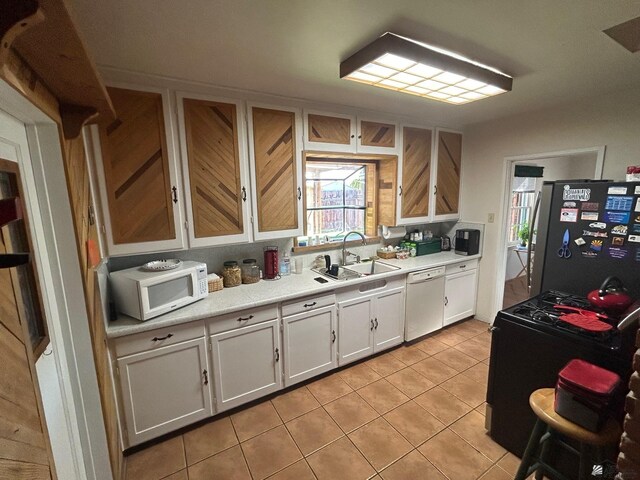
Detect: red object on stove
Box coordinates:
(587, 276, 634, 316)
(558, 313, 613, 332)
(558, 359, 620, 398)
(553, 305, 609, 321)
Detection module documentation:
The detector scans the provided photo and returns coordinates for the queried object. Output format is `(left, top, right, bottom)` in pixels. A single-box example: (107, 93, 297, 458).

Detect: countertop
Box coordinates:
(106, 251, 481, 339)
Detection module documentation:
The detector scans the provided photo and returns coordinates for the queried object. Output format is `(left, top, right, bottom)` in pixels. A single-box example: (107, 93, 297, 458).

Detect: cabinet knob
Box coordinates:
(351, 134, 355, 139)
(203, 369, 208, 385)
(275, 348, 280, 362)
(358, 135, 362, 139)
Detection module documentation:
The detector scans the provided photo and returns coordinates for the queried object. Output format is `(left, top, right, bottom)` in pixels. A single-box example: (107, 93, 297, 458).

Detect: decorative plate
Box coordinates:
(141, 259, 182, 271)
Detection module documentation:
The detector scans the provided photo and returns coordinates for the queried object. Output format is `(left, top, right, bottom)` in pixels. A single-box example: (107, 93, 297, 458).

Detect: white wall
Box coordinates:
(462, 87, 640, 321)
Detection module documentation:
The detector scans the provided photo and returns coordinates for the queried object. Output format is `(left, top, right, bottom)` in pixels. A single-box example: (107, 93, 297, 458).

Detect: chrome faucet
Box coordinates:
(342, 231, 367, 265)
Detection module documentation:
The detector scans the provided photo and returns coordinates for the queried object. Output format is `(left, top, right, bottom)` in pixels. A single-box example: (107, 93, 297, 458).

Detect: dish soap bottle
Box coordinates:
(279, 252, 291, 276)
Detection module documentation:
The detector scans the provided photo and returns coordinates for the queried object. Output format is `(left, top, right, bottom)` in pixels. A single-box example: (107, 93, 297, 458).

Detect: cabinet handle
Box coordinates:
(444, 296, 448, 306)
(351, 134, 355, 139)
(171, 186, 178, 204)
(237, 315, 254, 322)
(241, 186, 247, 202)
(152, 333, 173, 342)
(459, 265, 466, 269)
(434, 185, 438, 195)
(275, 348, 280, 362)
(374, 318, 378, 329)
(331, 330, 336, 343)
(370, 319, 374, 331)
(303, 302, 317, 308)
(297, 187, 302, 201)
(358, 135, 362, 139)
(203, 369, 208, 385)
(398, 186, 403, 197)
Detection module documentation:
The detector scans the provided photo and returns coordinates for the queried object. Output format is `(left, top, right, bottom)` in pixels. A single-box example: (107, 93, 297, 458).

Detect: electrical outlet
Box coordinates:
(488, 213, 495, 223)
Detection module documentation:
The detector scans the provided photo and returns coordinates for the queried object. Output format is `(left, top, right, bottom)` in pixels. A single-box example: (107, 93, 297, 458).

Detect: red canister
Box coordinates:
(263, 246, 279, 280)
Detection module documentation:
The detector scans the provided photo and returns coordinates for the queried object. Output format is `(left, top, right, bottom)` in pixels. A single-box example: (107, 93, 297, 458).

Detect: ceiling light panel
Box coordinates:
(340, 32, 512, 105)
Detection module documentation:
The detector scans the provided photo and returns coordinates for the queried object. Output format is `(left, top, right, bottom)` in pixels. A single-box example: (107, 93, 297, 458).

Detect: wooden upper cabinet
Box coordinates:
(399, 126, 432, 223)
(434, 129, 462, 219)
(357, 119, 398, 153)
(95, 86, 184, 254)
(248, 105, 303, 240)
(303, 112, 356, 152)
(177, 95, 251, 247)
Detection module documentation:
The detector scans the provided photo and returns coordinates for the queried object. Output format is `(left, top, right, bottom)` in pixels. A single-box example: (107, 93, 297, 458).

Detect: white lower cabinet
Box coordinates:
(337, 278, 406, 366)
(283, 304, 337, 387)
(444, 267, 478, 326)
(117, 337, 212, 446)
(210, 319, 282, 412)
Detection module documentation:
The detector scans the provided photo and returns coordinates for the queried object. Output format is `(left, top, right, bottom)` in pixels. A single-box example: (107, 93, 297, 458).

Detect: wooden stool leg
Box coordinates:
(515, 419, 547, 480)
(535, 426, 552, 480)
(578, 443, 592, 480)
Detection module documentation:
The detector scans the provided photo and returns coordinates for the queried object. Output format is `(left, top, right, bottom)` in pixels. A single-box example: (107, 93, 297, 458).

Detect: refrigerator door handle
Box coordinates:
(527, 192, 541, 290)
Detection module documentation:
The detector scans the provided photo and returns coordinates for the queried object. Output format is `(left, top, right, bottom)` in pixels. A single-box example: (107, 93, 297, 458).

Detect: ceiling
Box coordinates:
(68, 0, 640, 128)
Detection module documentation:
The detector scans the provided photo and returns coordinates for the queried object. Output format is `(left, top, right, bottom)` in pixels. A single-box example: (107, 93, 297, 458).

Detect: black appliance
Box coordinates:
(486, 290, 635, 469)
(454, 229, 480, 256)
(529, 180, 640, 300)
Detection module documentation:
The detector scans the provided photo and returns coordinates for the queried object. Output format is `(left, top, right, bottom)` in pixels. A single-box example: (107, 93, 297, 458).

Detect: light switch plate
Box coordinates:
(488, 213, 495, 223)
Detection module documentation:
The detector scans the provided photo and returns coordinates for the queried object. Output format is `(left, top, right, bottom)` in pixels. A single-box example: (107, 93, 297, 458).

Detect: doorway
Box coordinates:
(495, 147, 605, 313)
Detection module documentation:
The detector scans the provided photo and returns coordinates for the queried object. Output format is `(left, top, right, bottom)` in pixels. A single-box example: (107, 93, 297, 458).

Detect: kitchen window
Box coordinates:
(508, 176, 537, 244)
(305, 162, 367, 241)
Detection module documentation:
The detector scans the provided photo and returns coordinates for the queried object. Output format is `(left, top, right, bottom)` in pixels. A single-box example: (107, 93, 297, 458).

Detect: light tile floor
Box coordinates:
(124, 319, 531, 480)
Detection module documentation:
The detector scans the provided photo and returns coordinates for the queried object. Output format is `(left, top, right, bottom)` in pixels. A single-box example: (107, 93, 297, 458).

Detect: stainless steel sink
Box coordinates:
(312, 261, 399, 281)
(345, 261, 400, 276)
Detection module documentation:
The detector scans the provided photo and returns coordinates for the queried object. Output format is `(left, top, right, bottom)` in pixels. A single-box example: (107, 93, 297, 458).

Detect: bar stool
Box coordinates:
(515, 388, 622, 480)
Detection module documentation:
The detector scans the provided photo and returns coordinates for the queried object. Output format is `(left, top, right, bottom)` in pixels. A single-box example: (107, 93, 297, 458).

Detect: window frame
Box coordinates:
(508, 177, 540, 245)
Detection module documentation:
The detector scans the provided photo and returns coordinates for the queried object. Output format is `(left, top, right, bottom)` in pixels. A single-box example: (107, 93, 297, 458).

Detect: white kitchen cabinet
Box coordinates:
(444, 267, 478, 326)
(373, 287, 405, 351)
(283, 304, 337, 386)
(117, 337, 212, 446)
(210, 319, 282, 412)
(337, 277, 406, 365)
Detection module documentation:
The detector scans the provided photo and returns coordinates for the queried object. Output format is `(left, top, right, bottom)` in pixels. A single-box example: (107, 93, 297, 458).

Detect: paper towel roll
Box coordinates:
(380, 225, 407, 240)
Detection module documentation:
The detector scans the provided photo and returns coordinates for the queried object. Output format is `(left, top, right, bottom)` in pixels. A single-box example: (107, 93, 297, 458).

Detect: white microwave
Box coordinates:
(110, 261, 208, 321)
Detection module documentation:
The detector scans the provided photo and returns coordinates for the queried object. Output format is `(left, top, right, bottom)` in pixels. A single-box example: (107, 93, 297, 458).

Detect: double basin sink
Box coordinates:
(313, 261, 400, 281)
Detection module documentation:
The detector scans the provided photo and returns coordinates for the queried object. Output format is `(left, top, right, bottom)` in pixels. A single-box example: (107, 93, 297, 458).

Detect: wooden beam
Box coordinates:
(0, 0, 44, 66)
(60, 103, 98, 139)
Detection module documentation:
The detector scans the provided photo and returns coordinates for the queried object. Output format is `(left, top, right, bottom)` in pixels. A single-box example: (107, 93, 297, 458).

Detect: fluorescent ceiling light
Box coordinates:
(340, 32, 512, 105)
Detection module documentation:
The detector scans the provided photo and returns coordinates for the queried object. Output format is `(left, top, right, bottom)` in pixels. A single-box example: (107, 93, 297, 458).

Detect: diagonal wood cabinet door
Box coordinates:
(397, 126, 433, 225)
(93, 85, 185, 255)
(176, 94, 252, 247)
(247, 104, 303, 241)
(433, 129, 462, 220)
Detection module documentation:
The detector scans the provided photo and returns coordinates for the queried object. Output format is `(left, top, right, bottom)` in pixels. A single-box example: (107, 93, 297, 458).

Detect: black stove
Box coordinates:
(486, 290, 634, 466)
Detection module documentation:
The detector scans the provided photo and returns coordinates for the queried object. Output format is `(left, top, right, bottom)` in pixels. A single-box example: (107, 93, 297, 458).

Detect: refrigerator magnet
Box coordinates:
(605, 196, 633, 211)
(581, 212, 599, 221)
(612, 237, 625, 246)
(636, 248, 640, 262)
(635, 215, 640, 223)
(574, 237, 586, 246)
(589, 240, 603, 252)
(563, 201, 577, 208)
(562, 185, 591, 201)
(629, 235, 640, 243)
(607, 246, 628, 259)
(588, 222, 606, 229)
(635, 186, 640, 195)
(582, 251, 598, 258)
(607, 186, 628, 195)
(611, 225, 628, 236)
(582, 230, 608, 238)
(604, 211, 630, 223)
(632, 224, 640, 234)
(635, 198, 640, 212)
(581, 202, 599, 211)
(560, 208, 578, 222)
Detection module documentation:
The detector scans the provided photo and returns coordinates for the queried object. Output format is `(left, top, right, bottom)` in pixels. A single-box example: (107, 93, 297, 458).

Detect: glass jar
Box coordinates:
(222, 261, 241, 287)
(241, 259, 260, 284)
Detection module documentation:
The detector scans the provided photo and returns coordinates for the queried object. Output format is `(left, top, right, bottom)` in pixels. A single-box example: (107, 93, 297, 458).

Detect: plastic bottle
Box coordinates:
(279, 252, 291, 276)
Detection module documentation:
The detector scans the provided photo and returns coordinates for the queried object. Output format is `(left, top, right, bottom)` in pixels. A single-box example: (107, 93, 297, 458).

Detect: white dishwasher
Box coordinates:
(405, 266, 446, 341)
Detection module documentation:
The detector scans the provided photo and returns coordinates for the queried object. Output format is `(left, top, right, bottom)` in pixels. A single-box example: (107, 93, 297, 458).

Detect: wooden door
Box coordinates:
(178, 95, 251, 246)
(304, 112, 356, 152)
(98, 86, 183, 253)
(373, 287, 405, 352)
(283, 305, 337, 387)
(210, 319, 282, 412)
(337, 296, 374, 366)
(117, 337, 212, 446)
(435, 130, 462, 218)
(399, 127, 432, 223)
(357, 119, 397, 153)
(0, 161, 53, 479)
(248, 105, 303, 240)
(444, 269, 478, 326)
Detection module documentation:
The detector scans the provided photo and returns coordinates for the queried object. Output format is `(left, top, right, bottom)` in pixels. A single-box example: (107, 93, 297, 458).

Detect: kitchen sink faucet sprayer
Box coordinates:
(342, 231, 367, 266)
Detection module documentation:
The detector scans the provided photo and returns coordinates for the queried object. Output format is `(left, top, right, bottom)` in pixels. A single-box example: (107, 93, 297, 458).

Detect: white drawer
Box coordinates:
(207, 304, 279, 335)
(445, 259, 478, 274)
(114, 320, 206, 358)
(282, 293, 336, 317)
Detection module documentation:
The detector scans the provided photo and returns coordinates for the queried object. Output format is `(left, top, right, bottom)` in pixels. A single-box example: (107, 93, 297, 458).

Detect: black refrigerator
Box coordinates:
(530, 179, 640, 298)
